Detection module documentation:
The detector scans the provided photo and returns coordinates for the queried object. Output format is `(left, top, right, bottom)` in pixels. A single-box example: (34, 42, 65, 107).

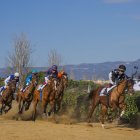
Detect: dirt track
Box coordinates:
(0, 102, 140, 140)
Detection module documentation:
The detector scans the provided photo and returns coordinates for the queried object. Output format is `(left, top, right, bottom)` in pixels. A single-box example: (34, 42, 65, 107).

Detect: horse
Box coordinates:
(32, 77, 56, 121)
(0, 80, 17, 114)
(17, 74, 38, 114)
(55, 72, 68, 113)
(87, 78, 134, 128)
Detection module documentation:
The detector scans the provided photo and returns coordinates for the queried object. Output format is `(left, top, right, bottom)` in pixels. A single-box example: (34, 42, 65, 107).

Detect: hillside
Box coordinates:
(0, 59, 140, 80)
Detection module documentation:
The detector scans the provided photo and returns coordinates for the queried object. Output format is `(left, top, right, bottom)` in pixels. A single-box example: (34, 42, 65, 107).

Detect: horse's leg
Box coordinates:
(87, 99, 99, 123)
(42, 99, 48, 116)
(32, 99, 38, 121)
(55, 100, 61, 113)
(48, 100, 55, 116)
(25, 101, 31, 111)
(18, 95, 23, 114)
(56, 94, 63, 113)
(119, 96, 126, 118)
(4, 103, 12, 113)
(25, 95, 33, 111)
(19, 100, 25, 114)
(0, 102, 4, 115)
(0, 105, 2, 115)
(100, 104, 108, 128)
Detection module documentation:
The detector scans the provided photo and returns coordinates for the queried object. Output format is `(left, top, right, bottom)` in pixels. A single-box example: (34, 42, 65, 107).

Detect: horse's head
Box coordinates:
(61, 73, 68, 88)
(8, 80, 17, 93)
(58, 71, 68, 88)
(32, 74, 38, 87)
(116, 78, 134, 95)
(126, 78, 134, 95)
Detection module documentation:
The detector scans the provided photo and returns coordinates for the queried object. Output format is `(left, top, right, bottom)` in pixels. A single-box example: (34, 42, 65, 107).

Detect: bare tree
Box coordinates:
(47, 48, 62, 67)
(69, 68, 75, 80)
(6, 33, 33, 84)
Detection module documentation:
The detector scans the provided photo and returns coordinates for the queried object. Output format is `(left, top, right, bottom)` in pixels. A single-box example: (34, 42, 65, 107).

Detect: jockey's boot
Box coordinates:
(38, 84, 46, 91)
(0, 87, 5, 96)
(22, 85, 27, 92)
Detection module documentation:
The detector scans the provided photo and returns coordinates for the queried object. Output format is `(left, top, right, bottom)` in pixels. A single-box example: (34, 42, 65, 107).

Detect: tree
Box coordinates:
(6, 33, 33, 84)
(47, 48, 62, 67)
(69, 68, 75, 80)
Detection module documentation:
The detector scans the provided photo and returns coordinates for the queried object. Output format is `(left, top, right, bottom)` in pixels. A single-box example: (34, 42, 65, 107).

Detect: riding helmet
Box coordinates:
(118, 65, 126, 72)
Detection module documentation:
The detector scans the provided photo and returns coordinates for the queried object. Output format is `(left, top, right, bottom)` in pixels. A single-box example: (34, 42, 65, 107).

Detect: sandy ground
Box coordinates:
(0, 102, 140, 140)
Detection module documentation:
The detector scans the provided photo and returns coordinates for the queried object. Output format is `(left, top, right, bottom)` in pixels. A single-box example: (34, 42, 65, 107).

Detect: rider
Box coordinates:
(21, 69, 38, 92)
(102, 64, 128, 95)
(0, 72, 20, 96)
(38, 65, 58, 91)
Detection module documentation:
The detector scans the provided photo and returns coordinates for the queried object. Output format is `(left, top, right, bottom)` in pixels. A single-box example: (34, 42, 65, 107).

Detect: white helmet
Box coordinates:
(14, 72, 19, 77)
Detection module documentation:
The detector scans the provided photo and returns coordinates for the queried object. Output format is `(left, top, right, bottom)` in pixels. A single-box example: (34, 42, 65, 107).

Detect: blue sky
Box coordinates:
(0, 0, 140, 67)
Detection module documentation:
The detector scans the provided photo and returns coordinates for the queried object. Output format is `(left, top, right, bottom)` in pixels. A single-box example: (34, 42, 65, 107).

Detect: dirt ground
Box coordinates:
(0, 102, 140, 140)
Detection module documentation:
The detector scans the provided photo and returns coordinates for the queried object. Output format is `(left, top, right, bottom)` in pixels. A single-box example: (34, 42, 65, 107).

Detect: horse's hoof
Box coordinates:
(18, 111, 22, 114)
(48, 112, 51, 116)
(4, 110, 8, 114)
(25, 107, 29, 111)
(101, 124, 105, 129)
(42, 113, 47, 119)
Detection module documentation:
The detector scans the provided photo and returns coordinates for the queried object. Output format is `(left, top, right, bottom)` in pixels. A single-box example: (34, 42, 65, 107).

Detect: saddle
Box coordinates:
(99, 85, 116, 96)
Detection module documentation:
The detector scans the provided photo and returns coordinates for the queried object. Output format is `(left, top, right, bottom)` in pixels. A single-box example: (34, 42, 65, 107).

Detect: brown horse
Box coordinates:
(17, 74, 38, 114)
(55, 73, 68, 113)
(32, 77, 56, 121)
(87, 78, 134, 128)
(0, 80, 17, 114)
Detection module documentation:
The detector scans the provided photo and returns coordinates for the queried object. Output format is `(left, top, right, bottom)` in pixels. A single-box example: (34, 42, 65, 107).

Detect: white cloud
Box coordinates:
(103, 0, 136, 4)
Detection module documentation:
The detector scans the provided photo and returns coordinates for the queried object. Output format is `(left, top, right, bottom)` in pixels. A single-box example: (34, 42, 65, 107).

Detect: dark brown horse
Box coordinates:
(17, 74, 38, 114)
(55, 73, 68, 112)
(87, 79, 134, 128)
(0, 80, 17, 114)
(32, 77, 56, 121)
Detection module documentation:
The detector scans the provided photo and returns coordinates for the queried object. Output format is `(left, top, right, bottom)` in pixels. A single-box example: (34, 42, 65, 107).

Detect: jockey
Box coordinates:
(0, 72, 20, 96)
(102, 64, 128, 95)
(109, 64, 128, 86)
(38, 65, 58, 91)
(21, 69, 38, 92)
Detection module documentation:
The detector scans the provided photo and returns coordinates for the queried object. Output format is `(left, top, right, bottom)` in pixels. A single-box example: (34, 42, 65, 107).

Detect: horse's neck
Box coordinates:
(59, 79, 64, 89)
(3, 87, 12, 97)
(116, 81, 127, 95)
(28, 83, 35, 92)
(44, 83, 54, 93)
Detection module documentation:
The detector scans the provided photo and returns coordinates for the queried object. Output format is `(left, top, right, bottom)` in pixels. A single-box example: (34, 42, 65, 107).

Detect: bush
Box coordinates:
(123, 93, 140, 122)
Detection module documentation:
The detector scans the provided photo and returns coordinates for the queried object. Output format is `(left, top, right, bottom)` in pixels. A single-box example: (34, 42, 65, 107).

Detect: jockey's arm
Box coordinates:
(16, 81, 19, 88)
(45, 76, 50, 83)
(4, 76, 11, 87)
(109, 72, 115, 85)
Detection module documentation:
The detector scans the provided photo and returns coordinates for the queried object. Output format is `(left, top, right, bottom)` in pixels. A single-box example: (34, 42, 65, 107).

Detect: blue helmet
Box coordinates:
(32, 69, 38, 74)
(51, 65, 57, 71)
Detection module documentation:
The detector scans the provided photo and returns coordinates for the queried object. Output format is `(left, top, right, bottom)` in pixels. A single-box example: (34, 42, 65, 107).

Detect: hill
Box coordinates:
(0, 59, 140, 80)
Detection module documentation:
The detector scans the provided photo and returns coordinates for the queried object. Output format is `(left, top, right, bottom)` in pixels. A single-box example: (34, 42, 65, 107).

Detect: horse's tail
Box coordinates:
(88, 89, 96, 100)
